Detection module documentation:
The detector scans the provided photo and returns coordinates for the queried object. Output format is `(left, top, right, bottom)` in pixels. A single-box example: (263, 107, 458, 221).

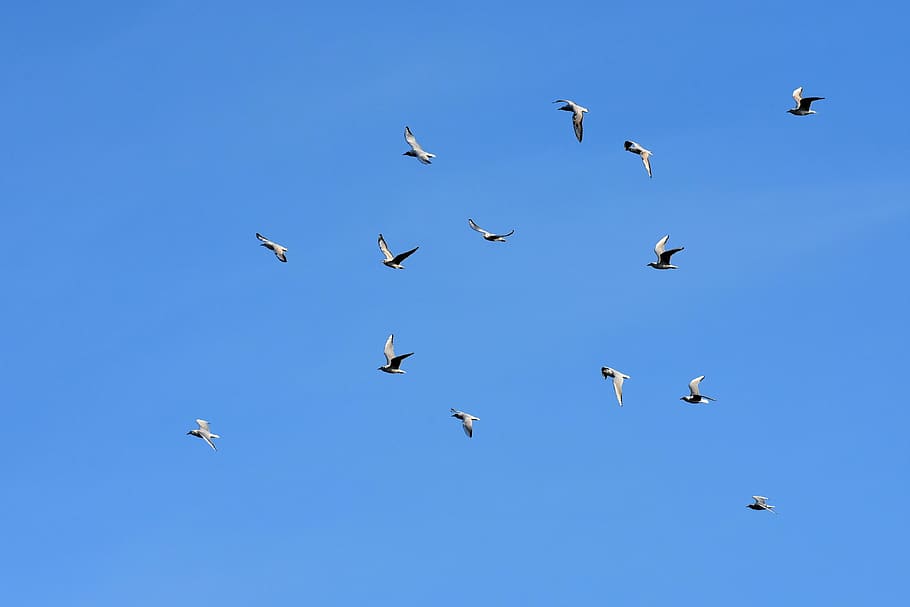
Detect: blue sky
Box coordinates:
(2, 1, 908, 605)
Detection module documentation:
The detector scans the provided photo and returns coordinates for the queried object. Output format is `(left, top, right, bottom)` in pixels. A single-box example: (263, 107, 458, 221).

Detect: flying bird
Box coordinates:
(648, 234, 684, 270)
(378, 234, 419, 269)
(450, 408, 480, 438)
(553, 99, 588, 142)
(468, 218, 515, 242)
(186, 419, 220, 451)
(787, 86, 824, 116)
(256, 232, 287, 262)
(624, 140, 653, 178)
(601, 367, 630, 407)
(378, 334, 413, 374)
(747, 496, 776, 513)
(680, 375, 716, 404)
(402, 126, 436, 164)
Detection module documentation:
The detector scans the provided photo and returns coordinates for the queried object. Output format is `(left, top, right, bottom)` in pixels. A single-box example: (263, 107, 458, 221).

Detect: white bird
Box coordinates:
(402, 126, 436, 164)
(601, 367, 630, 407)
(747, 495, 776, 513)
(468, 218, 515, 242)
(378, 233, 419, 269)
(378, 334, 413, 374)
(647, 234, 684, 270)
(450, 408, 480, 438)
(186, 419, 220, 451)
(788, 86, 824, 116)
(624, 140, 653, 178)
(256, 232, 287, 262)
(680, 375, 716, 404)
(553, 99, 588, 142)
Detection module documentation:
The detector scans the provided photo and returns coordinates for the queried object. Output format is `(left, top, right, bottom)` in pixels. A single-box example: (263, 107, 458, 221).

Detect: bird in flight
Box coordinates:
(553, 99, 588, 142)
(787, 86, 824, 116)
(747, 495, 776, 513)
(624, 140, 653, 178)
(647, 235, 684, 270)
(378, 334, 414, 374)
(468, 218, 515, 242)
(680, 375, 716, 404)
(187, 419, 220, 451)
(402, 126, 436, 164)
(256, 232, 287, 262)
(450, 408, 480, 438)
(378, 234, 419, 269)
(601, 367, 631, 407)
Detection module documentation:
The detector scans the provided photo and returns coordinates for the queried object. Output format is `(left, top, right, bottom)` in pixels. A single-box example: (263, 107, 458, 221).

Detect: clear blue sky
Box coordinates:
(2, 2, 908, 605)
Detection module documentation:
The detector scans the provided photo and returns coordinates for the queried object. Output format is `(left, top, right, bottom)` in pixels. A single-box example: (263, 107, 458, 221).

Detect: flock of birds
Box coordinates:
(184, 85, 827, 514)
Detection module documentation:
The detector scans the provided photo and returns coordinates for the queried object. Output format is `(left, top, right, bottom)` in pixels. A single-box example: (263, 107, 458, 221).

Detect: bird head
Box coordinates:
(647, 262, 658, 268)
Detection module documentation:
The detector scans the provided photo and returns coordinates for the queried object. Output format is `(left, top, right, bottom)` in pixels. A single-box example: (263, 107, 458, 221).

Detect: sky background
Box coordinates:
(2, 1, 908, 605)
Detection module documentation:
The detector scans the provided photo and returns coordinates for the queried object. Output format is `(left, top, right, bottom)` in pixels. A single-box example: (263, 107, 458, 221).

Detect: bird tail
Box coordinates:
(210, 434, 221, 439)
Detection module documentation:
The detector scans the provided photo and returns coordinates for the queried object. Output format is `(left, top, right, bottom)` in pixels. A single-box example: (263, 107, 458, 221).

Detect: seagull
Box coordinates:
(601, 367, 630, 407)
(787, 86, 824, 116)
(647, 234, 684, 270)
(186, 419, 220, 451)
(450, 408, 480, 438)
(747, 495, 776, 514)
(378, 334, 413, 374)
(402, 126, 436, 164)
(553, 99, 588, 142)
(378, 234, 419, 269)
(624, 140, 653, 178)
(468, 218, 515, 242)
(680, 375, 716, 404)
(256, 233, 287, 262)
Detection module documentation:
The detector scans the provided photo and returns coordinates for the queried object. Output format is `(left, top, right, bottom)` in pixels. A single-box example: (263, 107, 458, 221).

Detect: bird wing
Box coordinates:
(256, 233, 274, 246)
(468, 218, 490, 236)
(383, 334, 396, 364)
(390, 352, 414, 367)
(654, 235, 670, 257)
(275, 249, 288, 262)
(792, 87, 803, 106)
(799, 96, 824, 110)
(462, 417, 474, 438)
(573, 110, 584, 142)
(378, 234, 394, 261)
(612, 374, 626, 406)
(660, 247, 684, 263)
(496, 229, 515, 239)
(391, 246, 419, 265)
(624, 140, 640, 153)
(688, 376, 705, 396)
(196, 419, 211, 432)
(753, 495, 768, 504)
(641, 152, 652, 177)
(404, 126, 423, 152)
(202, 434, 217, 451)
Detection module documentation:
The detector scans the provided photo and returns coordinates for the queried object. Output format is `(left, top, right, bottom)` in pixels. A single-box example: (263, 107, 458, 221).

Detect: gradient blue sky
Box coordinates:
(2, 2, 908, 605)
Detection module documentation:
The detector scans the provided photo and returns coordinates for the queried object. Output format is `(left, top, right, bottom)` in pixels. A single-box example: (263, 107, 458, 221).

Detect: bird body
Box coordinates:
(378, 334, 414, 374)
(553, 99, 588, 142)
(788, 86, 824, 116)
(648, 234, 684, 269)
(378, 234, 419, 269)
(624, 140, 653, 178)
(186, 419, 220, 451)
(450, 408, 480, 438)
(256, 232, 288, 262)
(468, 218, 514, 242)
(680, 375, 716, 404)
(402, 126, 436, 164)
(601, 366, 631, 407)
(747, 495, 776, 513)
